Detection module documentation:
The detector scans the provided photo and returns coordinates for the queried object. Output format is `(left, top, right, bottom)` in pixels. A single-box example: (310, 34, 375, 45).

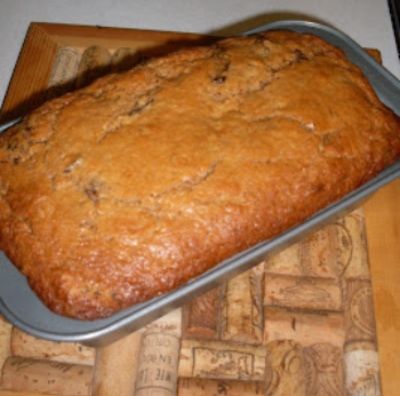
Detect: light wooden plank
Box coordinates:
(364, 180, 400, 396)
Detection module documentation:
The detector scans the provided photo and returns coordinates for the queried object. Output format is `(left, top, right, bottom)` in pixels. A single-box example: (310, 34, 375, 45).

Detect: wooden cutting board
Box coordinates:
(0, 22, 399, 396)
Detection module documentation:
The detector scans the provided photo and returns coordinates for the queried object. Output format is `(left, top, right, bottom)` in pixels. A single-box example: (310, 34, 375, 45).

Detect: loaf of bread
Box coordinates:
(0, 31, 399, 319)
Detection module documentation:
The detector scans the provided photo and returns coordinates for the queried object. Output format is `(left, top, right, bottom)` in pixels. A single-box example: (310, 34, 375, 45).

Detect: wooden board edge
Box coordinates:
(364, 180, 400, 396)
(36, 22, 213, 46)
(0, 23, 59, 123)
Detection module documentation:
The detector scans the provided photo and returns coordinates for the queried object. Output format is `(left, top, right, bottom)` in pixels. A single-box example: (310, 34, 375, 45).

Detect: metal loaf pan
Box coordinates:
(1, 20, 400, 346)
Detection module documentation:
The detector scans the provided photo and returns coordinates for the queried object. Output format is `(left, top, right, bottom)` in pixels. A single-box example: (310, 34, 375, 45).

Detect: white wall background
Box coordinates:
(0, 0, 399, 105)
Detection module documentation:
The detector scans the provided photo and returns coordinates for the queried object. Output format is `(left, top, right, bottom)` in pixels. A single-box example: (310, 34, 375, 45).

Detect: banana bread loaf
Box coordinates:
(0, 31, 399, 319)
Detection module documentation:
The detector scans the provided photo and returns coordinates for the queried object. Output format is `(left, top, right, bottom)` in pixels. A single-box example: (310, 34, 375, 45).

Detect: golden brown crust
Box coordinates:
(0, 31, 399, 319)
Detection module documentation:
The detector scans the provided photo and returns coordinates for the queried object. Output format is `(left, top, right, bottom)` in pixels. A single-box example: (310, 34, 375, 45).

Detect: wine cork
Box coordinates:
(265, 223, 343, 279)
(47, 46, 81, 90)
(183, 288, 221, 339)
(264, 274, 342, 311)
(92, 330, 142, 396)
(179, 339, 265, 381)
(264, 340, 306, 395)
(221, 264, 264, 343)
(135, 309, 182, 396)
(299, 222, 344, 279)
(0, 316, 12, 376)
(303, 343, 345, 395)
(76, 45, 111, 87)
(10, 327, 95, 365)
(111, 47, 141, 71)
(1, 356, 92, 396)
(265, 341, 345, 395)
(178, 378, 264, 395)
(265, 242, 302, 276)
(344, 342, 381, 395)
(264, 307, 345, 348)
(344, 279, 376, 343)
(340, 210, 370, 279)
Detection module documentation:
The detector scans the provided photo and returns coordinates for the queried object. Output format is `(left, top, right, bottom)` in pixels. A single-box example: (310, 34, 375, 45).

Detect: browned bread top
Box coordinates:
(0, 31, 399, 319)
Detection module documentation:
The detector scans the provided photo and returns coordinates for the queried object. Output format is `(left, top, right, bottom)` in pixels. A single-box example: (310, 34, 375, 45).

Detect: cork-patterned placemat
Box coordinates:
(0, 24, 383, 396)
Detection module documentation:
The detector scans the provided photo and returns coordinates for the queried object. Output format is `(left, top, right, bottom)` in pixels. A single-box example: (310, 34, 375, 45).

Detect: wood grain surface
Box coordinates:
(0, 22, 399, 396)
